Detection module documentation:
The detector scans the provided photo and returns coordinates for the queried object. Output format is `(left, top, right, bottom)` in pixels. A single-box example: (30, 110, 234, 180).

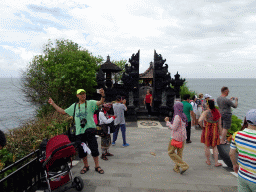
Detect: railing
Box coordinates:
(0, 149, 41, 192)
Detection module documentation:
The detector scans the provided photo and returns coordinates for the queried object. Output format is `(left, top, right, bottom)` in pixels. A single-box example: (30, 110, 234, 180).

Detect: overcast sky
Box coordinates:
(1, 0, 256, 78)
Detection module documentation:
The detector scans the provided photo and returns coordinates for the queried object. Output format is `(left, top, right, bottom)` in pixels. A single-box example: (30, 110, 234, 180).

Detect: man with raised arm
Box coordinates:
(217, 86, 238, 145)
(48, 88, 105, 174)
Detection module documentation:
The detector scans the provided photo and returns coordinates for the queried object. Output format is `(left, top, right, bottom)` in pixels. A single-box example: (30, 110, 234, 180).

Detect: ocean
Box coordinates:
(0, 78, 255, 132)
(0, 78, 37, 133)
(186, 78, 255, 121)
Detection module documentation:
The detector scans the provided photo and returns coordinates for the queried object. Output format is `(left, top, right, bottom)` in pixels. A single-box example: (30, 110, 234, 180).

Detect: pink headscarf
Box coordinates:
(171, 102, 187, 124)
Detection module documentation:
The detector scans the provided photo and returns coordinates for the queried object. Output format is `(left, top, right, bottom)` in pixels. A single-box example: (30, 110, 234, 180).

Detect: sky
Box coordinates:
(1, 0, 256, 78)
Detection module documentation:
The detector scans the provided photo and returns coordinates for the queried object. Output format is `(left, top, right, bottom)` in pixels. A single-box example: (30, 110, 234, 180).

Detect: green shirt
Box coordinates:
(182, 101, 193, 122)
(65, 100, 98, 135)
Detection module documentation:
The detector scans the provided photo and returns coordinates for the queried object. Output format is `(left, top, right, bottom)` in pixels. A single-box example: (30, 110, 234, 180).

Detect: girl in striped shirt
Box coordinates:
(230, 109, 256, 192)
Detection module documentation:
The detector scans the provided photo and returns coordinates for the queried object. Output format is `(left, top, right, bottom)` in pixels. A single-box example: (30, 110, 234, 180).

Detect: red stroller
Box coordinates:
(40, 135, 84, 192)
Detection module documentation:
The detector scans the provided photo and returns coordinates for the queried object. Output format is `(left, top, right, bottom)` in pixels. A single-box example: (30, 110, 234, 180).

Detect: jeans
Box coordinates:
(113, 124, 126, 144)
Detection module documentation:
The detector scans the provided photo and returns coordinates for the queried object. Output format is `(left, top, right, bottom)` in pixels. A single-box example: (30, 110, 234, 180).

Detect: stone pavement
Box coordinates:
(44, 121, 238, 192)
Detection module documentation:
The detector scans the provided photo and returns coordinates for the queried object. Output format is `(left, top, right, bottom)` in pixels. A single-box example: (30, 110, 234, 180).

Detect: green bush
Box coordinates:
(0, 112, 72, 174)
(228, 115, 243, 136)
(179, 81, 198, 99)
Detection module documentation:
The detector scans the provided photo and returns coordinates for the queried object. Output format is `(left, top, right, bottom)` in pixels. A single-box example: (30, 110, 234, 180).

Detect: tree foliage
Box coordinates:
(112, 59, 127, 83)
(179, 81, 198, 99)
(21, 39, 103, 115)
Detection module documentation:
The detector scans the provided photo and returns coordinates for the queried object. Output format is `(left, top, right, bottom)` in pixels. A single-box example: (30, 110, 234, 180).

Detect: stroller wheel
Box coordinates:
(44, 190, 50, 192)
(73, 176, 84, 191)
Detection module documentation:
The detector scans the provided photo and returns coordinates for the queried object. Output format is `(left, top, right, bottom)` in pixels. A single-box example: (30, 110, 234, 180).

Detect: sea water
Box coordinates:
(0, 78, 254, 132)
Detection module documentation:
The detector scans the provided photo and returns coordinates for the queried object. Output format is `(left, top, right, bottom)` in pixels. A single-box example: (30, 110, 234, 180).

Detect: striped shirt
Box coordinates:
(230, 128, 256, 183)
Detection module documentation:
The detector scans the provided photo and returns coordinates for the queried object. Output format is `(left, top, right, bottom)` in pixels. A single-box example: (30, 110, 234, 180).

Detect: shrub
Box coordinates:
(179, 81, 197, 99)
(0, 112, 72, 172)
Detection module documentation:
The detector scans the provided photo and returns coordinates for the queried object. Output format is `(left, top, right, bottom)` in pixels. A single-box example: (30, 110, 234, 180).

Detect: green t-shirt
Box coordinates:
(182, 101, 193, 122)
(65, 100, 98, 135)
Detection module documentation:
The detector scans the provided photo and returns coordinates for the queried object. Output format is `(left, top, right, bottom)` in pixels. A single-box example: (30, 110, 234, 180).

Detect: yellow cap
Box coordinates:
(77, 89, 86, 94)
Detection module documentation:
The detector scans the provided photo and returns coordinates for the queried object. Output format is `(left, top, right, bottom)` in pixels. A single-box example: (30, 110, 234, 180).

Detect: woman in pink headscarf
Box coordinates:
(165, 102, 189, 174)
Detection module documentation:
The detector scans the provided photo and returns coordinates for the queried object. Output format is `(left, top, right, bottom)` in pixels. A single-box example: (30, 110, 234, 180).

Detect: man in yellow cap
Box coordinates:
(48, 88, 105, 174)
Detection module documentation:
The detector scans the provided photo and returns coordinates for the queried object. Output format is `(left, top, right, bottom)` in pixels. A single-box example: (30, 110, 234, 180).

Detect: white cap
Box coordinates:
(204, 94, 212, 98)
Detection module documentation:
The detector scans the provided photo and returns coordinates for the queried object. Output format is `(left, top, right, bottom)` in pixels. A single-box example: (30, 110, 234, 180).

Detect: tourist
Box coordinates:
(199, 100, 222, 167)
(195, 93, 204, 128)
(165, 102, 189, 174)
(0, 130, 6, 150)
(182, 94, 194, 143)
(190, 95, 198, 128)
(202, 94, 212, 111)
(98, 103, 116, 161)
(144, 89, 152, 117)
(112, 95, 129, 147)
(217, 86, 238, 145)
(230, 109, 256, 192)
(48, 88, 105, 174)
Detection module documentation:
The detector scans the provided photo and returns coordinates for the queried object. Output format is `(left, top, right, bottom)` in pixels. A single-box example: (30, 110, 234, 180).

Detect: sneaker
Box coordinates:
(122, 143, 130, 147)
(112, 142, 115, 146)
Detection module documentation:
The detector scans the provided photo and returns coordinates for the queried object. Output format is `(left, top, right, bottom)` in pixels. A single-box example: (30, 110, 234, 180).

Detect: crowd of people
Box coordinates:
(48, 89, 130, 175)
(2, 85, 255, 191)
(164, 86, 256, 191)
(165, 86, 240, 175)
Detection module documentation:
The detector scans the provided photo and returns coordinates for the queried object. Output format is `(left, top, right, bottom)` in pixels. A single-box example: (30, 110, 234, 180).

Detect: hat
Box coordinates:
(246, 109, 256, 126)
(77, 89, 86, 95)
(204, 94, 212, 98)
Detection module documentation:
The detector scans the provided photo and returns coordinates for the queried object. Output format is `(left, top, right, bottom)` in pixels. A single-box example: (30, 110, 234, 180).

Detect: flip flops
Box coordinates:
(215, 163, 222, 167)
(206, 161, 211, 165)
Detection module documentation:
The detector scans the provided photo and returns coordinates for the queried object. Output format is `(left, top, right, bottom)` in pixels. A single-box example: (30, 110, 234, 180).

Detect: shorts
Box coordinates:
(221, 113, 232, 130)
(76, 128, 99, 158)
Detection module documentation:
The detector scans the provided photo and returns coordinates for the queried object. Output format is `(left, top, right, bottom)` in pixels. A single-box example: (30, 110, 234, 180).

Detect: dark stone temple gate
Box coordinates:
(95, 50, 185, 122)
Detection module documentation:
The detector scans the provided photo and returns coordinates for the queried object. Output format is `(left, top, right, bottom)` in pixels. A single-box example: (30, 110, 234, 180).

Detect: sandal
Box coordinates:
(215, 163, 222, 167)
(95, 166, 104, 174)
(80, 166, 89, 174)
(101, 154, 108, 160)
(105, 152, 114, 156)
(206, 161, 211, 165)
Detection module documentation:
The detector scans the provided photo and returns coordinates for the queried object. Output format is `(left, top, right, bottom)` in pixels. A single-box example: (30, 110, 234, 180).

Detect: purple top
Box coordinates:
(171, 102, 187, 125)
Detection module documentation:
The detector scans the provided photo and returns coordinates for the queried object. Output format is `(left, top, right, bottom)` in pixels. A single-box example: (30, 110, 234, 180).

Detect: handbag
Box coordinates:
(171, 139, 183, 148)
(65, 102, 77, 142)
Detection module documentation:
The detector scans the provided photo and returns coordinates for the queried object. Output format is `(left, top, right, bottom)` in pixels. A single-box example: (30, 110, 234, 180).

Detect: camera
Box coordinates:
(80, 118, 87, 128)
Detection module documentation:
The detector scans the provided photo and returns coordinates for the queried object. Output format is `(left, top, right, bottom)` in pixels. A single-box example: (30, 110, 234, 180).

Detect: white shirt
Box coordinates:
(98, 111, 114, 125)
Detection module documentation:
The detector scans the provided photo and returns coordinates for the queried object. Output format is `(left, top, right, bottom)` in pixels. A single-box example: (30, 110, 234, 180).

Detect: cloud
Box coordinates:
(0, 0, 256, 78)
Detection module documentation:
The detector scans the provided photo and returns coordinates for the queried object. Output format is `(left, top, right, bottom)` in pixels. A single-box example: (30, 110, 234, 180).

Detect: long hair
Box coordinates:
(208, 100, 220, 121)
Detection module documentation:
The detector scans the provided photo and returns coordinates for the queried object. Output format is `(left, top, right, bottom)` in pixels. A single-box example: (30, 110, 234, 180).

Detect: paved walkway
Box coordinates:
(44, 121, 238, 192)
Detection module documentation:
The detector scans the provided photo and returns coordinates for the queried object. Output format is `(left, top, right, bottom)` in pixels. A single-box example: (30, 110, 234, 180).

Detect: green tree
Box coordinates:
(179, 81, 197, 99)
(21, 39, 103, 115)
(112, 59, 127, 83)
